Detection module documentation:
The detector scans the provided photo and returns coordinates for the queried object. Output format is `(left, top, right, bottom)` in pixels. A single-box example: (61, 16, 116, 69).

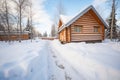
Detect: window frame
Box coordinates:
(94, 26, 100, 33)
(74, 25, 83, 33)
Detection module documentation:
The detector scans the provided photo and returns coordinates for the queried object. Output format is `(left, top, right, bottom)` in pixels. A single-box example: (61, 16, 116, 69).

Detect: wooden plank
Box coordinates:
(71, 35, 102, 41)
(58, 8, 105, 42)
(71, 33, 101, 36)
(70, 11, 104, 42)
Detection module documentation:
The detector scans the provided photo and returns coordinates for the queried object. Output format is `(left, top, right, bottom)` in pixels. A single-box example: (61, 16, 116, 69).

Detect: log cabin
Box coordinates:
(58, 5, 108, 43)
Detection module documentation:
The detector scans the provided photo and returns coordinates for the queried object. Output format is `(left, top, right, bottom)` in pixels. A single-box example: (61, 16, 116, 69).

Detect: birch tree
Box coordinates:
(0, 0, 11, 42)
(12, 0, 29, 42)
(4, 0, 11, 42)
(29, 0, 33, 41)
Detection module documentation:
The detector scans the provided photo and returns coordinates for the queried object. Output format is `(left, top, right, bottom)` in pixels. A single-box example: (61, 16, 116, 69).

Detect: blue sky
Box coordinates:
(32, 0, 119, 34)
(45, 0, 93, 16)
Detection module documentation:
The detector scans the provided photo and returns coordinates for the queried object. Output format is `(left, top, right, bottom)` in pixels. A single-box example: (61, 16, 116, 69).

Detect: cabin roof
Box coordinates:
(60, 15, 73, 24)
(58, 5, 108, 33)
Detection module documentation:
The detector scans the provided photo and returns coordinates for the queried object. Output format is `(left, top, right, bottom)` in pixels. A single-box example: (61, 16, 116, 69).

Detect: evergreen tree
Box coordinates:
(26, 18, 30, 31)
(43, 32, 47, 37)
(51, 24, 56, 37)
(118, 31, 120, 41)
(106, 0, 118, 40)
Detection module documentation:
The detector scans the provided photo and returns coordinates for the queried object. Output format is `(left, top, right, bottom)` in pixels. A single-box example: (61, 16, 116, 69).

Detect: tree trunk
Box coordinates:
(19, 2, 22, 42)
(110, 0, 115, 41)
(5, 0, 10, 42)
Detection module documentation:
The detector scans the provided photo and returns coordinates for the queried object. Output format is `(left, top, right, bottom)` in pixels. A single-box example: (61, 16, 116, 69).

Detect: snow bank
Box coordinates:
(51, 40, 120, 80)
(0, 39, 46, 79)
(0, 39, 120, 80)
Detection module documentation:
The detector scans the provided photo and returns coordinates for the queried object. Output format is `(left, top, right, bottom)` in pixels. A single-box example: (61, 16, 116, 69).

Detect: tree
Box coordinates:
(29, 0, 34, 42)
(106, 0, 120, 40)
(43, 31, 47, 37)
(38, 32, 42, 37)
(110, 0, 117, 40)
(26, 17, 30, 31)
(24, 0, 34, 42)
(52, 0, 65, 38)
(51, 24, 56, 37)
(12, 0, 29, 42)
(118, 31, 120, 41)
(4, 0, 11, 42)
(58, 0, 65, 15)
(0, 0, 12, 42)
(0, 24, 5, 31)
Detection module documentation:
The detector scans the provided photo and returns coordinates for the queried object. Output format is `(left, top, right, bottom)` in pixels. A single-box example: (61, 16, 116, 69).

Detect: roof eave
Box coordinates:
(91, 6, 108, 29)
(58, 5, 108, 32)
(58, 25, 65, 33)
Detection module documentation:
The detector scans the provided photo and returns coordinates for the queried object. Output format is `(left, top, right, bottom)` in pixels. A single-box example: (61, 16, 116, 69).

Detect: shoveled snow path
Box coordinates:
(0, 40, 84, 80)
(25, 41, 49, 80)
(48, 41, 85, 80)
(26, 40, 83, 80)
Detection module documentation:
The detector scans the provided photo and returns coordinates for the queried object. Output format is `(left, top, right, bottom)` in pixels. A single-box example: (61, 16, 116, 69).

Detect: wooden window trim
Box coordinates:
(94, 26, 100, 33)
(74, 25, 83, 33)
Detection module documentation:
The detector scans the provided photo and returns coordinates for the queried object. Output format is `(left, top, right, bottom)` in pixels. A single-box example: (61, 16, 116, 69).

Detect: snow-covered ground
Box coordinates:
(51, 40, 120, 80)
(0, 39, 120, 80)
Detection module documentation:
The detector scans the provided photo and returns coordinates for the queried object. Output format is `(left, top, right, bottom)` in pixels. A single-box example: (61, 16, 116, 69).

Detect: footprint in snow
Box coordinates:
(53, 55, 56, 58)
(55, 61, 65, 69)
(49, 75, 56, 80)
(65, 72, 72, 80)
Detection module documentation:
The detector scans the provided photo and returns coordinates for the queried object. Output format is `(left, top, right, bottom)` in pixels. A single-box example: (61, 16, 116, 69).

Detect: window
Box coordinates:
(94, 26, 100, 32)
(74, 25, 83, 32)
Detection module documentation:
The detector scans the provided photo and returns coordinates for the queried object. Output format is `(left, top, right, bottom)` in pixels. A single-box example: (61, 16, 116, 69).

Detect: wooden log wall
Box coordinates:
(70, 10, 104, 42)
(0, 34, 29, 41)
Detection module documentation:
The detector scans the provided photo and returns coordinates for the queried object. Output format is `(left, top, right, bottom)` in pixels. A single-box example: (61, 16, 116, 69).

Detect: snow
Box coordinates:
(117, 20, 120, 26)
(0, 39, 47, 80)
(59, 5, 108, 33)
(0, 39, 120, 80)
(60, 15, 72, 24)
(59, 5, 92, 26)
(51, 40, 120, 80)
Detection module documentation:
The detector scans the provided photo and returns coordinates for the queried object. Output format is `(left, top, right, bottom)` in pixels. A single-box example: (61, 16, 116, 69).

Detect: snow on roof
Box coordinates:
(60, 15, 73, 24)
(58, 5, 108, 33)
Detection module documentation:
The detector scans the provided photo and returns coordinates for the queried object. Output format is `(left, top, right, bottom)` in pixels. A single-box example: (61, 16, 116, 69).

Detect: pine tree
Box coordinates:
(106, 0, 117, 40)
(26, 18, 30, 31)
(43, 32, 47, 37)
(51, 24, 56, 37)
(118, 31, 120, 41)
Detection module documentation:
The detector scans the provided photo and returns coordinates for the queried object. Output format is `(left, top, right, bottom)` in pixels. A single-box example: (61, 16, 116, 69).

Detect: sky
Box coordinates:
(31, 0, 120, 35)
